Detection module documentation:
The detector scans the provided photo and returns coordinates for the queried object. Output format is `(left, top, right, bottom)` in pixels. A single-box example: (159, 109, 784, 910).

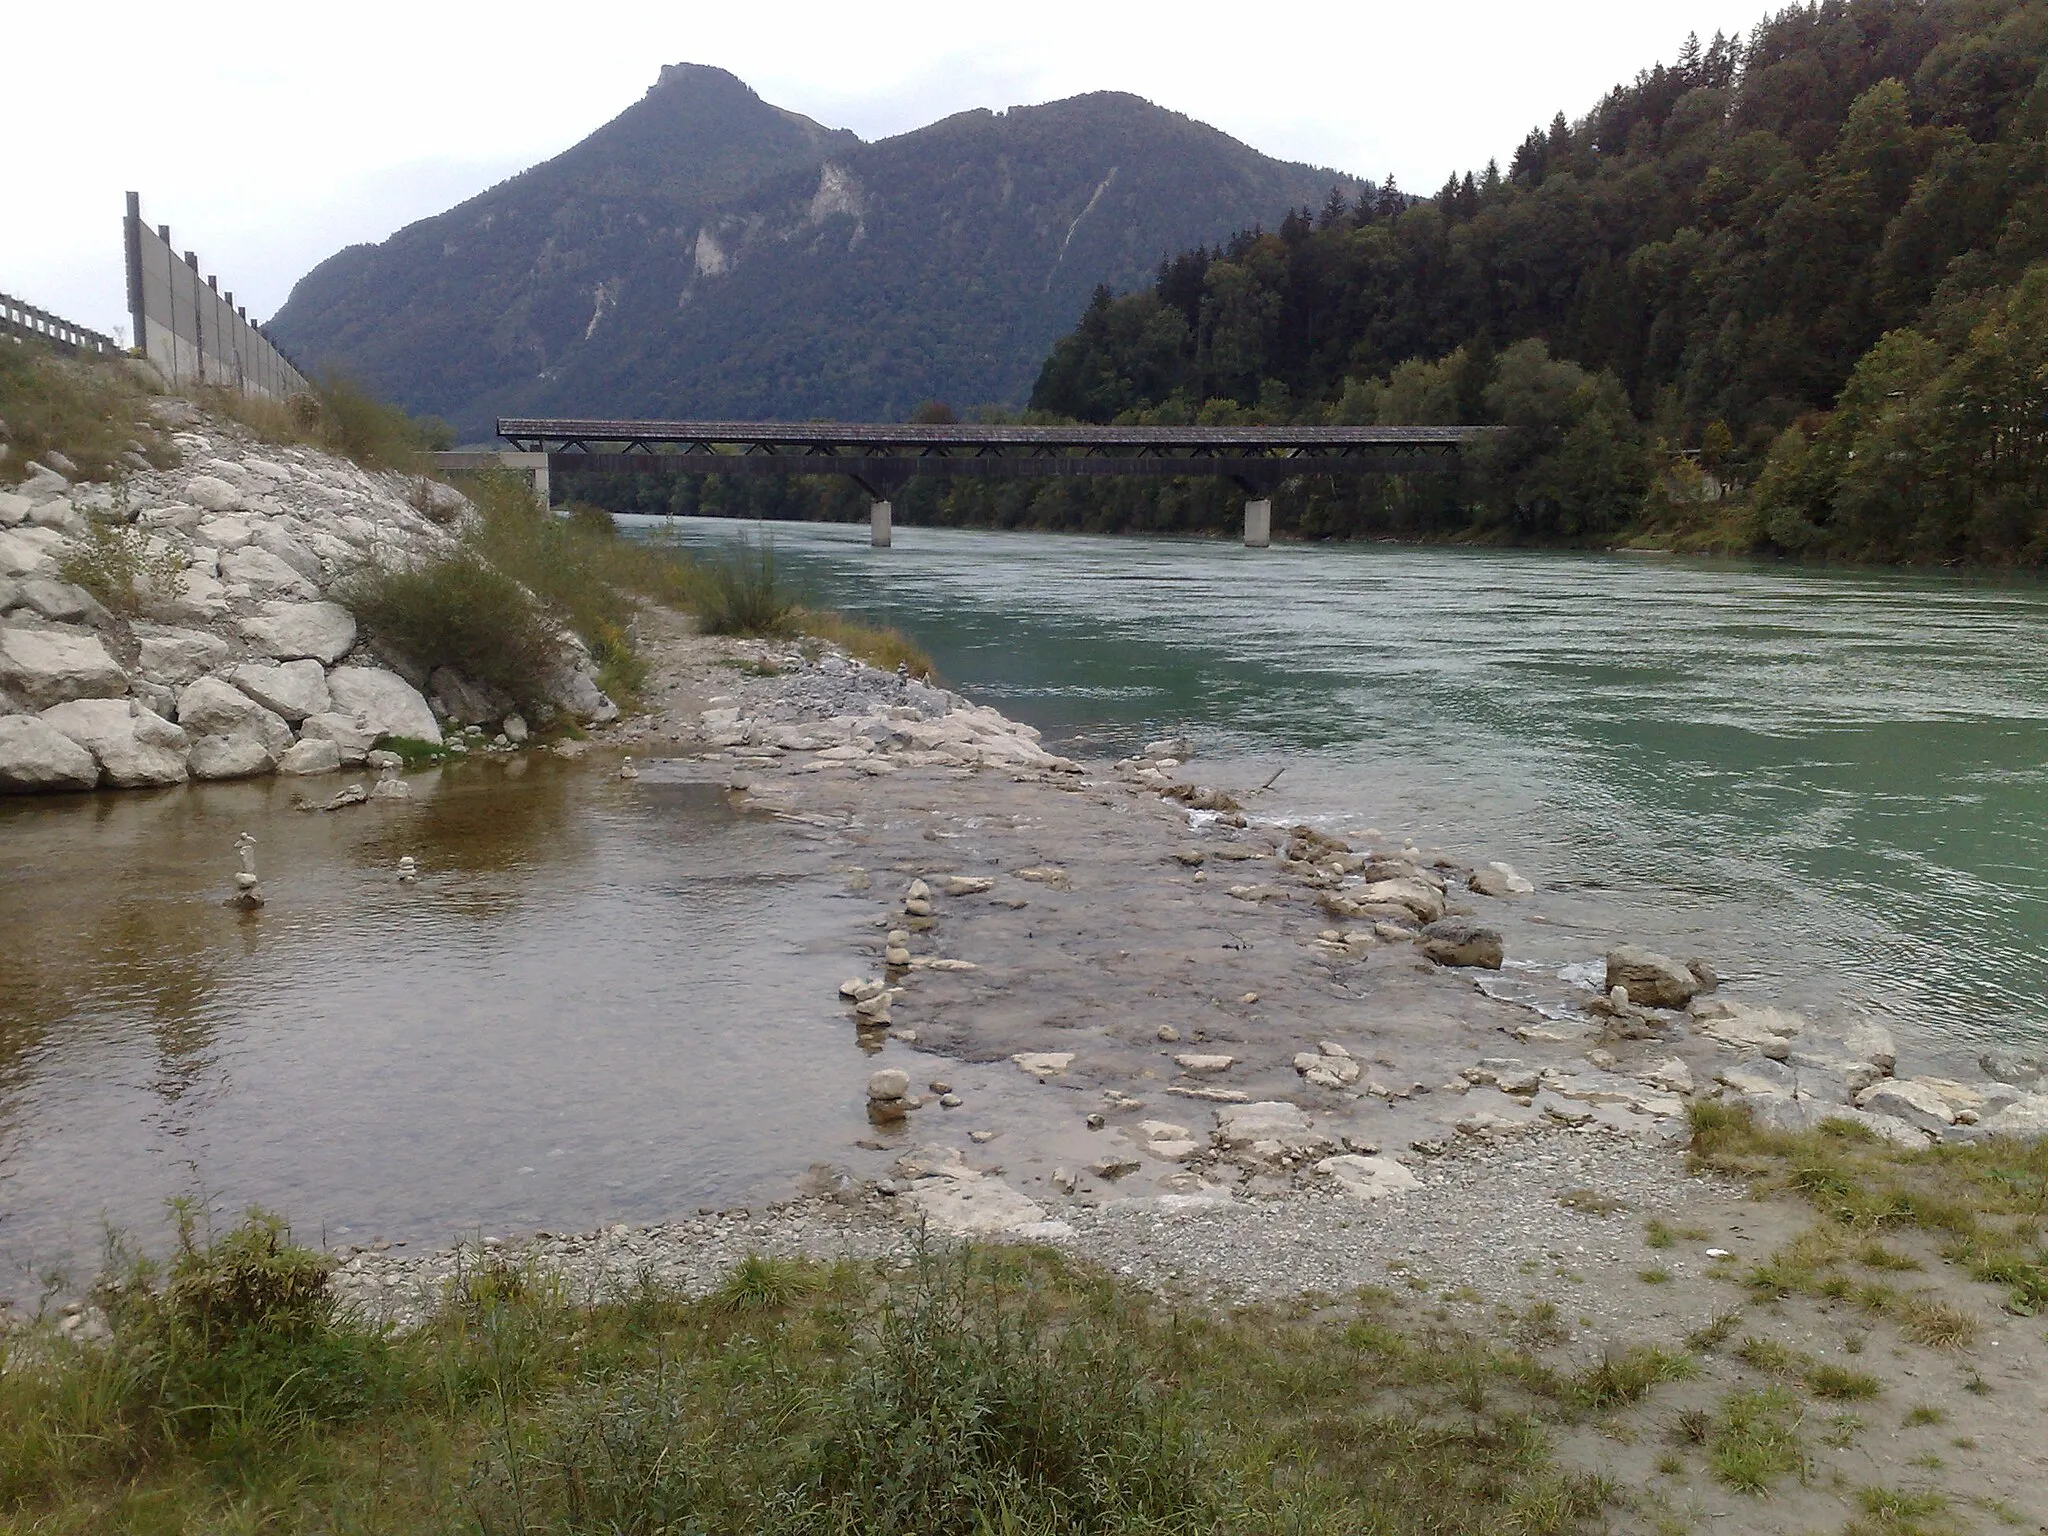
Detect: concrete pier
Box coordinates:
(871, 499, 893, 547)
(1243, 498, 1272, 548)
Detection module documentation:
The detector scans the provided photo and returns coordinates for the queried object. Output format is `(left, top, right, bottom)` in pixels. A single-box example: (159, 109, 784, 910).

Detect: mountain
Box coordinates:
(1024, 0, 2048, 564)
(268, 67, 1358, 436)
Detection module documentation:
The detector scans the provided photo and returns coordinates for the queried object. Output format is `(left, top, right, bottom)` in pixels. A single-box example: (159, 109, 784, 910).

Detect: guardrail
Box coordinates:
(0, 291, 118, 356)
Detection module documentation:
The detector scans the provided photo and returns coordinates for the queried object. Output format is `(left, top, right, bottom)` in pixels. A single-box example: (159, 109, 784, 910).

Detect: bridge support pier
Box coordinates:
(870, 499, 893, 548)
(1243, 498, 1271, 548)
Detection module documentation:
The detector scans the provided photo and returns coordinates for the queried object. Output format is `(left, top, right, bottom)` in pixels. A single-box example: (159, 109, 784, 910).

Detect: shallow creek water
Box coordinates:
(653, 517, 2048, 1054)
(0, 758, 875, 1285)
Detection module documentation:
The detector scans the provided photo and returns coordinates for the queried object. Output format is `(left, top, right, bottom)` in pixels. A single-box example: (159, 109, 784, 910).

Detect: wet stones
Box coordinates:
(941, 874, 993, 896)
(1294, 1043, 1363, 1089)
(866, 1069, 910, 1123)
(1416, 918, 1504, 969)
(1603, 946, 1702, 1009)
(1469, 861, 1535, 897)
(1690, 998, 1804, 1058)
(1174, 1053, 1235, 1074)
(1012, 1052, 1074, 1079)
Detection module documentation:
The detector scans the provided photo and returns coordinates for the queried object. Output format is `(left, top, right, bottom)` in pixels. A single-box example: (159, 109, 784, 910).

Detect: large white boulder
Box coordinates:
(0, 527, 66, 578)
(41, 698, 189, 787)
(219, 545, 317, 599)
(182, 474, 244, 513)
(326, 666, 440, 744)
(239, 600, 356, 663)
(1315, 1154, 1421, 1201)
(0, 626, 128, 708)
(188, 733, 274, 780)
(135, 626, 231, 686)
(0, 714, 101, 791)
(543, 661, 618, 724)
(176, 675, 294, 756)
(251, 525, 324, 581)
(275, 738, 342, 775)
(229, 659, 330, 723)
(297, 710, 376, 765)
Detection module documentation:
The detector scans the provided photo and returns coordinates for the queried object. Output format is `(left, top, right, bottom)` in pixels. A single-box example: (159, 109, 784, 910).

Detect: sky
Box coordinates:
(4, 1, 1785, 340)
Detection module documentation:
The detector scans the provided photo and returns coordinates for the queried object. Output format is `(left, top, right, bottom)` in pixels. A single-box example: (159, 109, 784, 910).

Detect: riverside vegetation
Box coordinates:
(0, 339, 926, 798)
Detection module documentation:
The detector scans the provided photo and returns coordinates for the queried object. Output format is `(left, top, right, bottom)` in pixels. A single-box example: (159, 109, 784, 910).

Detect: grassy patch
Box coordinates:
(1733, 1336, 1883, 1399)
(1688, 1102, 2048, 1318)
(1703, 1387, 1805, 1493)
(1558, 1187, 1629, 1217)
(195, 374, 450, 473)
(0, 1222, 1656, 1534)
(338, 552, 566, 711)
(797, 608, 937, 678)
(693, 534, 796, 637)
(0, 340, 177, 487)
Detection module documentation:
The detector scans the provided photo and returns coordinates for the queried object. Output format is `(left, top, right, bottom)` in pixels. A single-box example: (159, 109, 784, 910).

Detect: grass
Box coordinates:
(0, 1214, 1671, 1534)
(338, 551, 565, 712)
(1687, 1101, 2048, 1318)
(1701, 1386, 1805, 1493)
(1733, 1336, 1882, 1399)
(195, 374, 451, 473)
(0, 339, 178, 487)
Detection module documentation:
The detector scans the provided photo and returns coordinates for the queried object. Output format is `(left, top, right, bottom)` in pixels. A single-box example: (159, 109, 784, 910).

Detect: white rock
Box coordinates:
(1605, 945, 1700, 1008)
(188, 733, 274, 780)
(183, 474, 243, 512)
(326, 666, 441, 745)
(1470, 861, 1535, 897)
(1692, 999, 1805, 1058)
(867, 1068, 910, 1101)
(177, 675, 294, 756)
(297, 711, 376, 765)
(41, 698, 189, 786)
(143, 567, 229, 623)
(12, 579, 101, 623)
(1638, 1057, 1694, 1094)
(0, 714, 100, 791)
(219, 545, 317, 599)
(251, 524, 324, 581)
(1354, 877, 1446, 923)
(1981, 1094, 2048, 1139)
(0, 492, 31, 528)
(902, 1176, 1057, 1236)
(275, 738, 343, 776)
(1174, 1053, 1235, 1074)
(0, 626, 127, 707)
(1011, 1051, 1074, 1079)
(135, 626, 231, 686)
(1214, 1101, 1330, 1154)
(1315, 1154, 1421, 1201)
(1855, 1079, 1956, 1134)
(239, 600, 356, 663)
(0, 526, 66, 577)
(230, 659, 330, 722)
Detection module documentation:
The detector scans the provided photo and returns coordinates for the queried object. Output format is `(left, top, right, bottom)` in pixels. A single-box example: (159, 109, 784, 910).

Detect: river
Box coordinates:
(648, 517, 2048, 1058)
(5, 520, 2043, 1288)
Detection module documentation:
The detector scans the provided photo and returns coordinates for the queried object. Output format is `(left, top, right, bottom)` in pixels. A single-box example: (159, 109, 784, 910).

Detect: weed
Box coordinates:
(1903, 1403, 1946, 1426)
(1822, 1413, 1865, 1448)
(695, 535, 796, 637)
(1805, 1362, 1883, 1400)
(711, 1255, 818, 1314)
(1568, 1346, 1695, 1410)
(1705, 1387, 1805, 1493)
(1644, 1218, 1676, 1249)
(0, 340, 177, 488)
(1897, 1296, 1979, 1350)
(1684, 1311, 1742, 1352)
(54, 508, 187, 615)
(1638, 1268, 1673, 1285)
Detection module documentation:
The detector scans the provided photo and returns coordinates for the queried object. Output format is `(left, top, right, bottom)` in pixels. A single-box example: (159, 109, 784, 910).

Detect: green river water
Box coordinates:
(651, 516, 2048, 1056)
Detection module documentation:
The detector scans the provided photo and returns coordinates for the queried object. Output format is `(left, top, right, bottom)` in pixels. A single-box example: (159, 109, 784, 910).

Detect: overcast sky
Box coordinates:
(6, 1, 1781, 339)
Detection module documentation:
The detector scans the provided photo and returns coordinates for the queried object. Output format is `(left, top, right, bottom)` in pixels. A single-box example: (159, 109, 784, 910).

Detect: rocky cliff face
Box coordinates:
(0, 402, 613, 795)
(268, 66, 1358, 436)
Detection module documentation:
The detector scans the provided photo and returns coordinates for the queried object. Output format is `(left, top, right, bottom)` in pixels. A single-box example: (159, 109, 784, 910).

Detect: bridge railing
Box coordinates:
(0, 291, 118, 356)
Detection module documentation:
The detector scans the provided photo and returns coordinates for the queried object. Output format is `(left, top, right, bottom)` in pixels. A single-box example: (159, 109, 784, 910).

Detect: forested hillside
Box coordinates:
(1017, 0, 2048, 562)
(582, 0, 2045, 562)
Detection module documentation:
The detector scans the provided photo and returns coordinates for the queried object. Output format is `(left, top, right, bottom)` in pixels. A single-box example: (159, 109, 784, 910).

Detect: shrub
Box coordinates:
(339, 553, 566, 709)
(55, 511, 186, 614)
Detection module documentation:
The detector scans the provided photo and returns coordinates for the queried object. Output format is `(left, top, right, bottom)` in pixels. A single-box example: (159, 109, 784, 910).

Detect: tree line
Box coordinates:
(570, 0, 2048, 563)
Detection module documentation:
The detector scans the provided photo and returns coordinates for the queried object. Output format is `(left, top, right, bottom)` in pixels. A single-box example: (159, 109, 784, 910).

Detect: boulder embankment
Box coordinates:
(0, 403, 615, 793)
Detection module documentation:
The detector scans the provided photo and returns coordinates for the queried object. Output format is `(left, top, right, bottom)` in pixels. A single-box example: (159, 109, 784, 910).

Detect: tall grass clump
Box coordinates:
(0, 340, 177, 487)
(338, 551, 566, 709)
(694, 534, 797, 637)
(196, 374, 451, 474)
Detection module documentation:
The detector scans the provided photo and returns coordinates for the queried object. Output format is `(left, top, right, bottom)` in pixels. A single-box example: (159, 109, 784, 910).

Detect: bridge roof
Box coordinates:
(499, 418, 1493, 457)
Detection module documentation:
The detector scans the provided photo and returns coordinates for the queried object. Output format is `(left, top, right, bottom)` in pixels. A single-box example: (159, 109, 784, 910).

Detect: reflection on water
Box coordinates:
(648, 517, 2048, 1055)
(0, 759, 872, 1288)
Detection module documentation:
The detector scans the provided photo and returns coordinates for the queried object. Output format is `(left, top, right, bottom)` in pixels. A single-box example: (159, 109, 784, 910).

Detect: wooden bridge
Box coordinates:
(472, 418, 1499, 547)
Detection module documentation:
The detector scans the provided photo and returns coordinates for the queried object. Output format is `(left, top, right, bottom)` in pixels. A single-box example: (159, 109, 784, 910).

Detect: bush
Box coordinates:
(98, 1208, 390, 1454)
(55, 512, 186, 614)
(338, 553, 566, 709)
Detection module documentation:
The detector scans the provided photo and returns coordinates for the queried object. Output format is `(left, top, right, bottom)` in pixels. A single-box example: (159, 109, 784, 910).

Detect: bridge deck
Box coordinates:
(498, 418, 1492, 460)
